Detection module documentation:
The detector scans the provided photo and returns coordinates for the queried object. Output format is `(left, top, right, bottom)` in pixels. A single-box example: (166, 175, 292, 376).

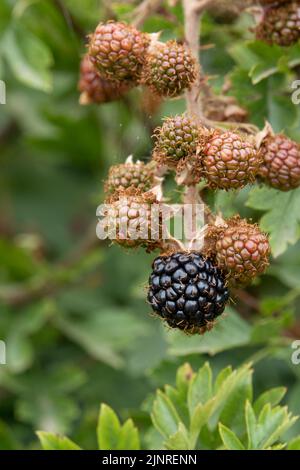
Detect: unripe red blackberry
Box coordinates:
(153, 114, 201, 165)
(209, 217, 270, 285)
(88, 21, 150, 83)
(148, 252, 230, 334)
(105, 159, 157, 194)
(258, 134, 300, 191)
(202, 131, 260, 190)
(100, 189, 161, 250)
(78, 54, 129, 105)
(142, 40, 197, 97)
(255, 2, 300, 47)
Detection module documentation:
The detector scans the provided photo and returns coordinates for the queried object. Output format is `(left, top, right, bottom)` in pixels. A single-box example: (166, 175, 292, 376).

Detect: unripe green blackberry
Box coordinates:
(78, 54, 129, 105)
(88, 21, 150, 83)
(148, 252, 230, 334)
(153, 114, 202, 165)
(202, 131, 260, 190)
(100, 189, 161, 250)
(258, 134, 300, 191)
(255, 2, 300, 47)
(105, 159, 157, 194)
(208, 217, 270, 285)
(142, 41, 197, 97)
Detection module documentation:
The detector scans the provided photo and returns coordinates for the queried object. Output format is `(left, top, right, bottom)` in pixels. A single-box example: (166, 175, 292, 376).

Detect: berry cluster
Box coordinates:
(81, 11, 299, 337)
(153, 114, 261, 190)
(153, 114, 300, 192)
(78, 21, 197, 106)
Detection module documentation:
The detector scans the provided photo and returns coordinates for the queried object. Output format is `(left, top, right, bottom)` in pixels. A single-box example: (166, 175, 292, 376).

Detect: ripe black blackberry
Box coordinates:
(147, 252, 230, 334)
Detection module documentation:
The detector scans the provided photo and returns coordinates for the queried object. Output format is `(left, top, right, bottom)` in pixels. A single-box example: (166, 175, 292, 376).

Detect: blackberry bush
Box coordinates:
(3, 0, 300, 455)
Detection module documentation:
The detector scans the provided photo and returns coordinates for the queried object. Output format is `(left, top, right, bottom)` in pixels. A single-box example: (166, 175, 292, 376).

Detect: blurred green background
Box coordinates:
(1, 0, 300, 450)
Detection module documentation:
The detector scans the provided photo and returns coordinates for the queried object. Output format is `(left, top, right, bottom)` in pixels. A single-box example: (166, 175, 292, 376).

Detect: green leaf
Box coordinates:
(37, 431, 81, 450)
(214, 366, 233, 393)
(165, 423, 190, 451)
(219, 424, 245, 450)
(167, 309, 252, 356)
(245, 401, 257, 449)
(288, 436, 300, 450)
(189, 399, 216, 448)
(176, 363, 195, 399)
(247, 186, 300, 257)
(258, 405, 298, 449)
(187, 362, 212, 414)
(0, 420, 21, 450)
(97, 404, 140, 451)
(2, 24, 53, 92)
(116, 419, 140, 451)
(218, 367, 253, 434)
(55, 309, 147, 369)
(151, 391, 181, 439)
(254, 387, 287, 415)
(6, 301, 53, 373)
(209, 364, 253, 430)
(97, 404, 121, 450)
